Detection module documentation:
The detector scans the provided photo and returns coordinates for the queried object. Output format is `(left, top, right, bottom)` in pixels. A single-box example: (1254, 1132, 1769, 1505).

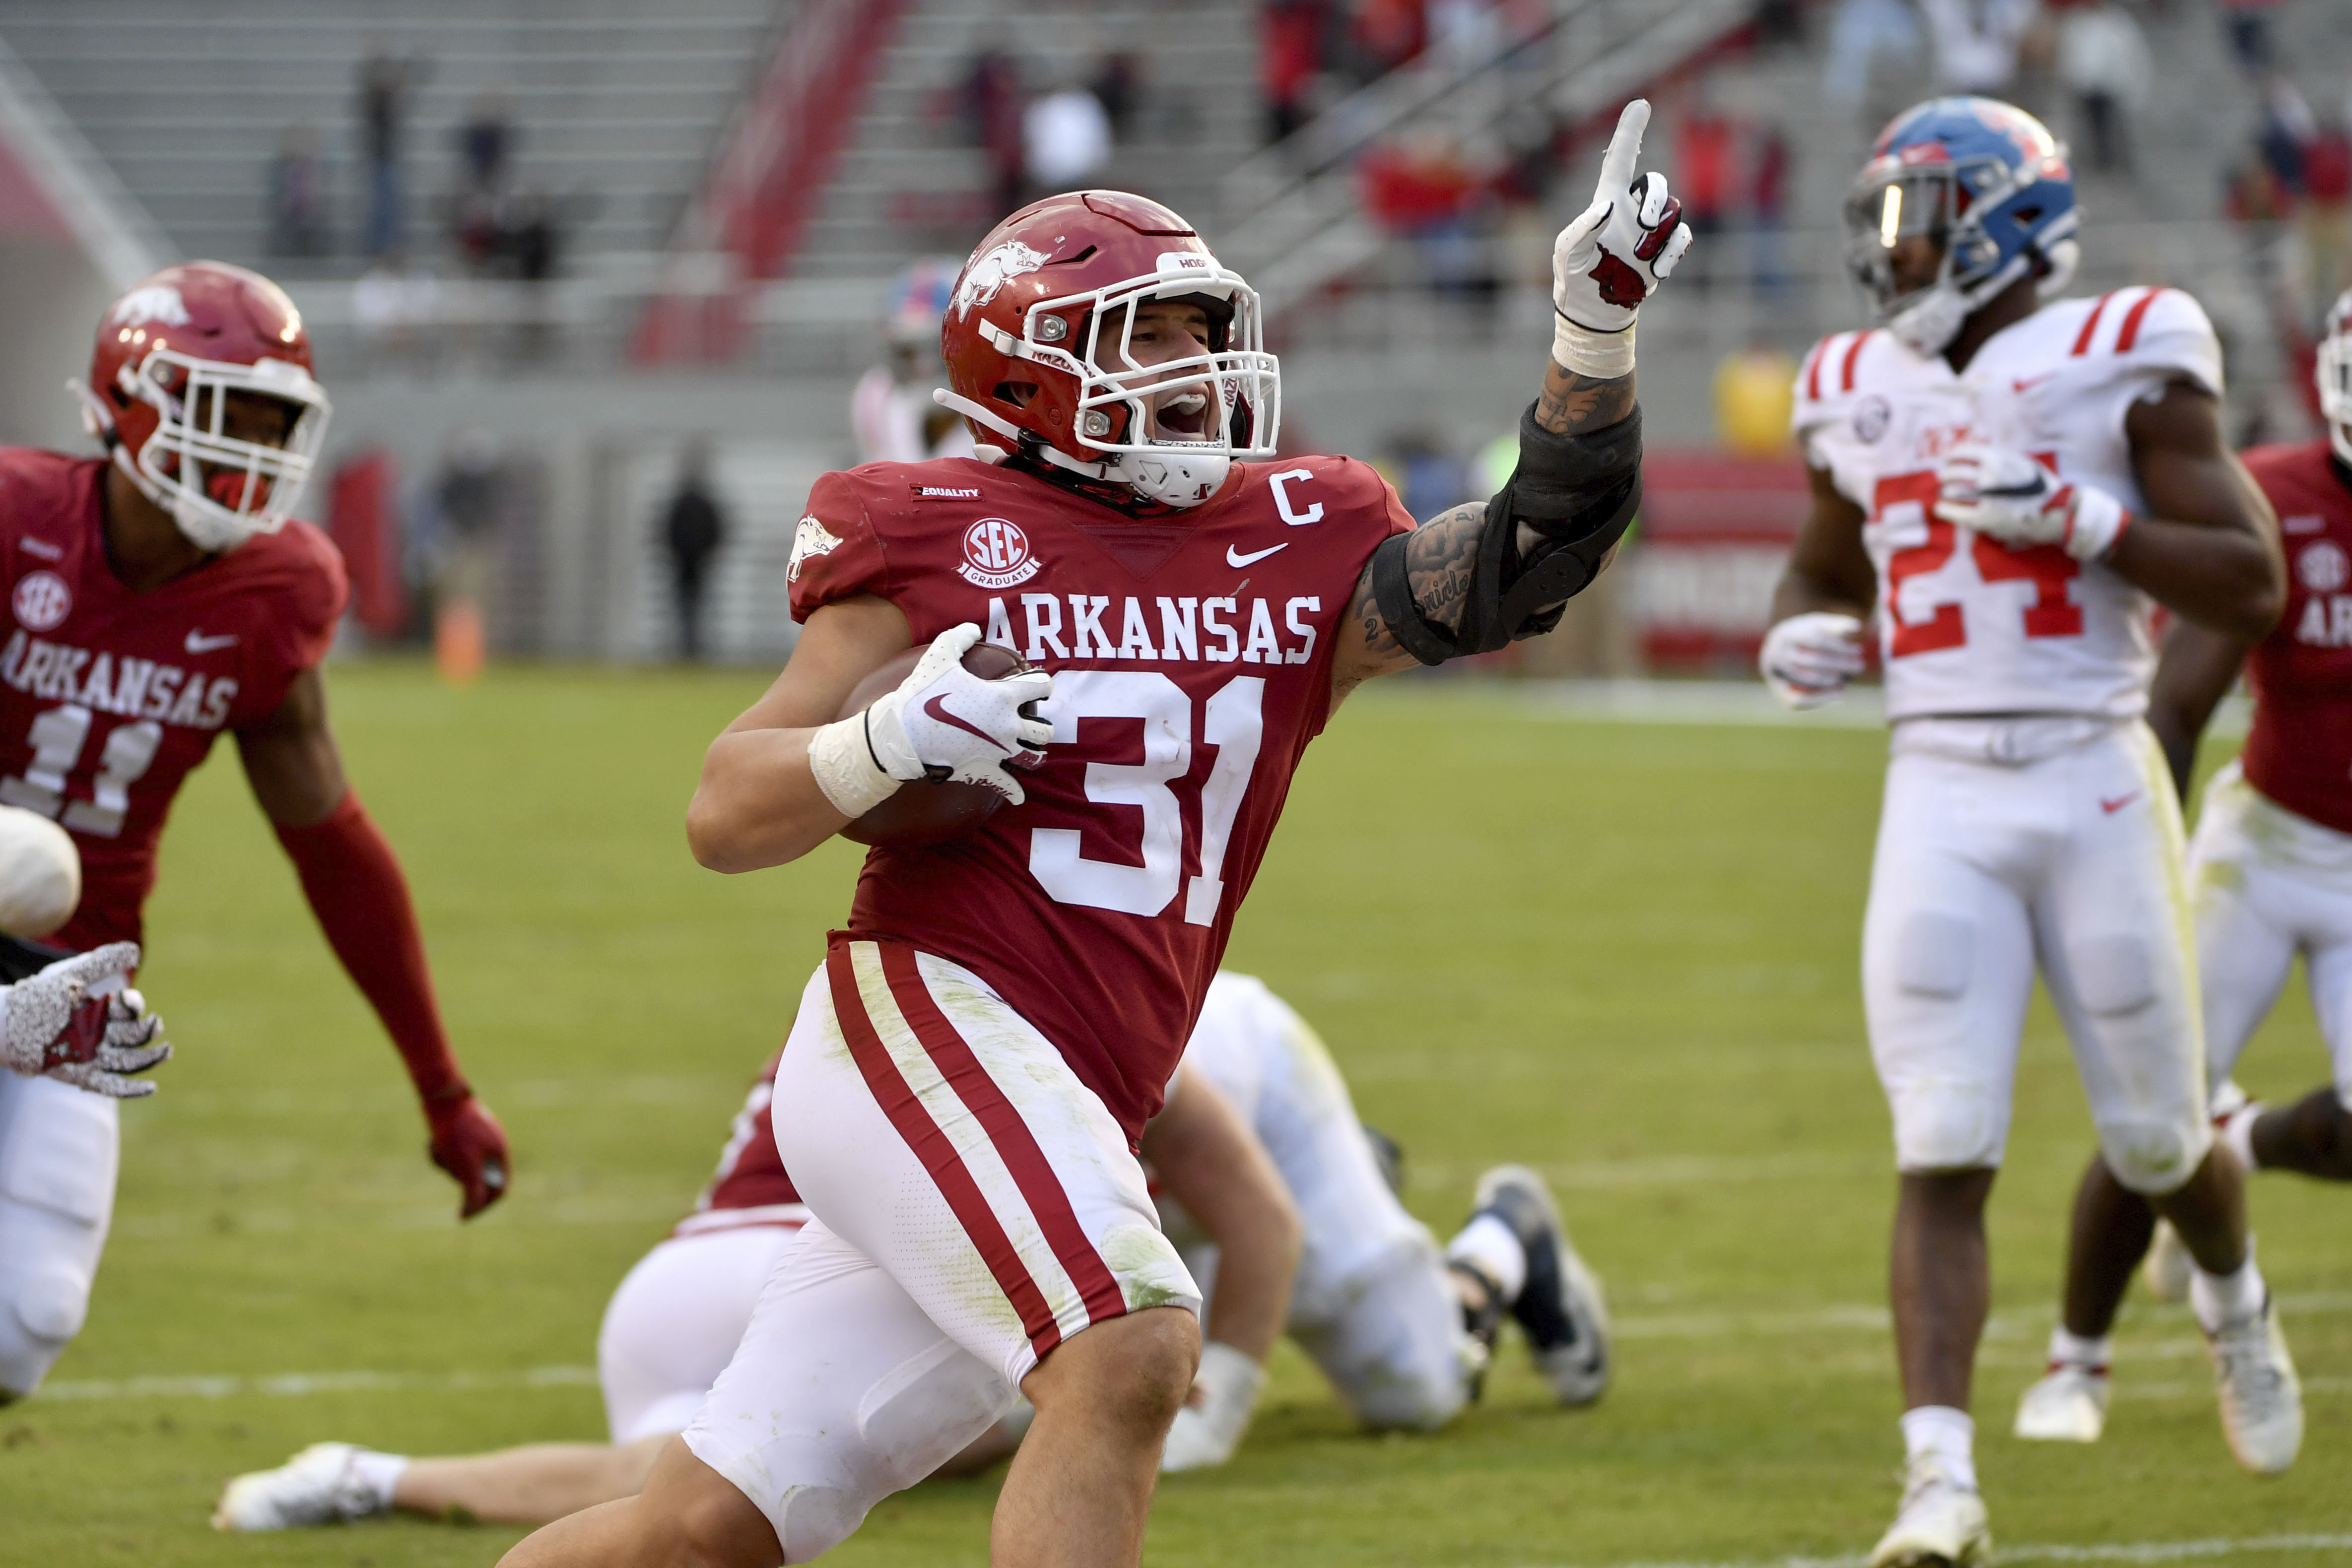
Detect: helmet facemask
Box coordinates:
(105, 349, 331, 551)
(942, 254, 1280, 509)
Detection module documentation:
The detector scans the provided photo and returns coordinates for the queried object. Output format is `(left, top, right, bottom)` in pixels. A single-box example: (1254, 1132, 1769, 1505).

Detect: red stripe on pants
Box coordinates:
(877, 943, 1130, 1332)
(823, 942, 1065, 1358)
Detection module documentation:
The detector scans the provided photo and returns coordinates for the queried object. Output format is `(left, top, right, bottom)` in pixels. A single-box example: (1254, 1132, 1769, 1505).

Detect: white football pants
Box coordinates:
(683, 944, 1199, 1559)
(1170, 973, 1474, 1430)
(597, 1222, 804, 1445)
(0, 1071, 118, 1398)
(2190, 763, 2352, 1110)
(1863, 717, 2210, 1192)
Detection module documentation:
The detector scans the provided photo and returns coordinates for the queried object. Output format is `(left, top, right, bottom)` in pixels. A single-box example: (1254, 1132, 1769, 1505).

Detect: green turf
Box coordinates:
(1, 663, 2345, 1567)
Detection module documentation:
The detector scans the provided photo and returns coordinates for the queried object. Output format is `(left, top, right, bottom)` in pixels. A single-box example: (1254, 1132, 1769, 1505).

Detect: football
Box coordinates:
(0, 802, 79, 939)
(836, 641, 1037, 848)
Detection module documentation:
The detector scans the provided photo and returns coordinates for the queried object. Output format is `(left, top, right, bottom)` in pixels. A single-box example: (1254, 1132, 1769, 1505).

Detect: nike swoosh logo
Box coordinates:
(1226, 543, 1288, 568)
(2101, 792, 2140, 815)
(2013, 373, 2058, 393)
(184, 630, 238, 653)
(923, 694, 1007, 751)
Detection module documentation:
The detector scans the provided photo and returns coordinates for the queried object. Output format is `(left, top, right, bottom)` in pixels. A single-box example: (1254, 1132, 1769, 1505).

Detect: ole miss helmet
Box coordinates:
(74, 261, 331, 552)
(1844, 97, 2080, 356)
(936, 191, 1279, 509)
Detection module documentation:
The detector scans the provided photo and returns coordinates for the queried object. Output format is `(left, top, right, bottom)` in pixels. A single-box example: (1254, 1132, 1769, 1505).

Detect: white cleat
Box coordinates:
(213, 1441, 384, 1530)
(2207, 1296, 2303, 1474)
(2014, 1362, 2109, 1441)
(1870, 1458, 1991, 1568)
(2144, 1219, 2191, 1304)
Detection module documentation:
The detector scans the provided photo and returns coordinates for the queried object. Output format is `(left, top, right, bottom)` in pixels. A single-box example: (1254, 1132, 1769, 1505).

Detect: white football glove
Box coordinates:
(808, 625, 1054, 818)
(1760, 612, 1868, 710)
(1934, 443, 2130, 562)
(1159, 1341, 1265, 1474)
(1551, 99, 1694, 378)
(0, 942, 171, 1099)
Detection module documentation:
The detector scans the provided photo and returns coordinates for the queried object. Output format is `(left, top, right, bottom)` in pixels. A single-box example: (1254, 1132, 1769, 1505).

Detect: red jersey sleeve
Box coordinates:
(274, 521, 350, 672)
(787, 470, 890, 622)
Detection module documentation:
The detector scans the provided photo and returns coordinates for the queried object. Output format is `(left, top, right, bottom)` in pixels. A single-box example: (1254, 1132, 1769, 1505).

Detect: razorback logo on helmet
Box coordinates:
(954, 240, 1050, 322)
(958, 517, 1041, 590)
(12, 571, 70, 633)
(788, 516, 843, 584)
(109, 285, 193, 330)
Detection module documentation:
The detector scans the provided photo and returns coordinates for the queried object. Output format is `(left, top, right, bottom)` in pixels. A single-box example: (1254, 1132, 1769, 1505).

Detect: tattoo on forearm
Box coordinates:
(1343, 503, 1487, 681)
(1536, 360, 1634, 435)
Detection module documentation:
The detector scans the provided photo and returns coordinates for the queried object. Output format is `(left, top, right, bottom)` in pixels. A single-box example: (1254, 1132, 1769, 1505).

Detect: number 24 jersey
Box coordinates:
(790, 454, 1411, 1140)
(1793, 287, 2223, 722)
(0, 450, 345, 951)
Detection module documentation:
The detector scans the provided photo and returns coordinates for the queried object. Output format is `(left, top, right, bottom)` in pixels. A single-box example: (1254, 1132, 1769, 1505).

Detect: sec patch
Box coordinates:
(958, 518, 1041, 590)
(12, 570, 70, 632)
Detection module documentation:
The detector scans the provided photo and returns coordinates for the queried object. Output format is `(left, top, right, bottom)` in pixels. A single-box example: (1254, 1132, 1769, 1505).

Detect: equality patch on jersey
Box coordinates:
(954, 240, 1049, 322)
(912, 485, 983, 502)
(787, 516, 843, 585)
(1853, 394, 1892, 445)
(11, 572, 70, 634)
(958, 517, 1042, 590)
(2298, 540, 2349, 594)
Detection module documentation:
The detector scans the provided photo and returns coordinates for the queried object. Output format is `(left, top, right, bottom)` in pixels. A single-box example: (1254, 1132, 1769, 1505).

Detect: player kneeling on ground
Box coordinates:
(1763, 98, 2290, 1568)
(496, 103, 1680, 1568)
(216, 975, 1613, 1526)
(0, 262, 510, 1407)
(2014, 285, 2352, 1448)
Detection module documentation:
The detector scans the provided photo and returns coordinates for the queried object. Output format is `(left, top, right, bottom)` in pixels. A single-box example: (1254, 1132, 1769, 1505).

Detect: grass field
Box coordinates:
(3, 662, 2346, 1568)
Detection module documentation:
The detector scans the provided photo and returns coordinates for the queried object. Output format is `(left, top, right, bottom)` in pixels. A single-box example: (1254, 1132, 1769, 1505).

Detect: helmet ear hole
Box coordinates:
(994, 382, 1039, 408)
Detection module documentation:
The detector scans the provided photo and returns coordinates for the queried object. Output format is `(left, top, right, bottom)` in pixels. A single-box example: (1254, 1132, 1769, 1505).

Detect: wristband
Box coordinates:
(2065, 487, 2130, 563)
(808, 714, 901, 818)
(1552, 313, 1635, 381)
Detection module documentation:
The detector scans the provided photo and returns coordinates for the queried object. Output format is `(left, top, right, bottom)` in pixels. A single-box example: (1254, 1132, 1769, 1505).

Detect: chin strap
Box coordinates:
(934, 389, 1117, 485)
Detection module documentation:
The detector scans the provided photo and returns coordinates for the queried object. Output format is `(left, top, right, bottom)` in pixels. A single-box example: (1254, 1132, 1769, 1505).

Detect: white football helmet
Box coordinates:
(2319, 288, 2352, 467)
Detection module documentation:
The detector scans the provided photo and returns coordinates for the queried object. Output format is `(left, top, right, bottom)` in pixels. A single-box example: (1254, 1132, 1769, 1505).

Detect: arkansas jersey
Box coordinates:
(0, 450, 344, 949)
(675, 1052, 808, 1237)
(1794, 286, 2223, 721)
(2237, 440, 2352, 835)
(790, 454, 1411, 1138)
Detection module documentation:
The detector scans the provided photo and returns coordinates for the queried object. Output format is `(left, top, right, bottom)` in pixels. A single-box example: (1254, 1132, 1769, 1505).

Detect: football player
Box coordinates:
(0, 261, 511, 1406)
(214, 973, 1609, 1527)
(500, 98, 1683, 1568)
(2011, 285, 2352, 1444)
(1762, 98, 2293, 1566)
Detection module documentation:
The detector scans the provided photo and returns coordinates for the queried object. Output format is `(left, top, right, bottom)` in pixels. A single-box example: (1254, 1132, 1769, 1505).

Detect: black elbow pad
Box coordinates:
(1370, 402, 1643, 664)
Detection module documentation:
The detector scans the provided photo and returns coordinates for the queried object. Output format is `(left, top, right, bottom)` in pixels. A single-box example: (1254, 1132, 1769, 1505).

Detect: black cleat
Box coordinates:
(1468, 1164, 1611, 1406)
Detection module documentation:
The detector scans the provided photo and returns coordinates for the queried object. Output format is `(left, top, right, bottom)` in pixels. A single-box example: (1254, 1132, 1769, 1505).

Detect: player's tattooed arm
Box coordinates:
(1334, 364, 1635, 699)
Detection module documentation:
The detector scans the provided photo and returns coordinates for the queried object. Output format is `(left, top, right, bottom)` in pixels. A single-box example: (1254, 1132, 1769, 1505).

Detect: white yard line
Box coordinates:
(38, 1365, 598, 1401)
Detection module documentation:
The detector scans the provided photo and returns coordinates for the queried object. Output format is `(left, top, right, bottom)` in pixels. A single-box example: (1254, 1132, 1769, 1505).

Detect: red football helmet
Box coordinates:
(74, 261, 331, 551)
(938, 191, 1279, 508)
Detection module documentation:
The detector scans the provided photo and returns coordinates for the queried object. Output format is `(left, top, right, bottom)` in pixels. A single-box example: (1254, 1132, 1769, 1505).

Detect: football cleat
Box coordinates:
(1871, 1458, 1991, 1568)
(1468, 1164, 1611, 1406)
(2207, 1295, 2302, 1474)
(1361, 1123, 1406, 1198)
(213, 1442, 384, 1530)
(2013, 1362, 2109, 1442)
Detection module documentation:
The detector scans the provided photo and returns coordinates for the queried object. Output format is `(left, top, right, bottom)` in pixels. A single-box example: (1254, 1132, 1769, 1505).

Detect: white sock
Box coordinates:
(1445, 1214, 1528, 1303)
(348, 1448, 408, 1512)
(2047, 1326, 2112, 1372)
(2191, 1250, 2265, 1333)
(1899, 1405, 1977, 1493)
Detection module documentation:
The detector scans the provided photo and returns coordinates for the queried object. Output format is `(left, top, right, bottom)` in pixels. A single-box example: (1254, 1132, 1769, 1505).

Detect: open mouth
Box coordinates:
(1153, 391, 1211, 439)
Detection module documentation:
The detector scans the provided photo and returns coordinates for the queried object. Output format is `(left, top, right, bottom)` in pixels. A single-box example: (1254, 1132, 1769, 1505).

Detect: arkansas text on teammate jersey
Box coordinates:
(1794, 286, 2223, 719)
(790, 454, 1411, 1140)
(2237, 441, 2352, 835)
(0, 450, 343, 949)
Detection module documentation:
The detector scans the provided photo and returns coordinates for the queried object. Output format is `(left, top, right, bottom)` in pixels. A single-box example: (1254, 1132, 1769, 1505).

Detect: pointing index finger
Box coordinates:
(1595, 99, 1651, 200)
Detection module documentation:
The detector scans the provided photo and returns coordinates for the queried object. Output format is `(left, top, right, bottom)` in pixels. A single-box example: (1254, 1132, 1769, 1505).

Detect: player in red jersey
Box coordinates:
(2010, 287, 2352, 1445)
(502, 101, 1688, 1568)
(0, 261, 510, 1404)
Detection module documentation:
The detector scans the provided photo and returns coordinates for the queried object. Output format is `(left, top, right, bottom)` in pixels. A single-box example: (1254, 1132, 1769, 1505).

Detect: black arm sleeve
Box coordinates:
(1371, 402, 1643, 665)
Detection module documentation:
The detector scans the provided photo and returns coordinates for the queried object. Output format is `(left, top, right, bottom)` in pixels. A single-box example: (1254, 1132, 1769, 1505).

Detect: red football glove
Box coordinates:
(426, 1092, 511, 1220)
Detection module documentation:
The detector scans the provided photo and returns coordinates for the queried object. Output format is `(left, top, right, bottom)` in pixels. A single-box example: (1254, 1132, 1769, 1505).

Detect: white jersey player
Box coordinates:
(212, 972, 1610, 1529)
(1763, 96, 2295, 1568)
